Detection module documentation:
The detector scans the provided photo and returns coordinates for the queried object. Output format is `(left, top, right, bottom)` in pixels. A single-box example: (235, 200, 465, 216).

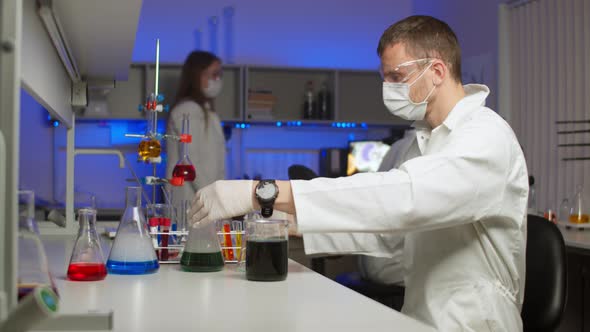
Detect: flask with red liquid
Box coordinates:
(172, 114, 196, 181)
(67, 208, 107, 281)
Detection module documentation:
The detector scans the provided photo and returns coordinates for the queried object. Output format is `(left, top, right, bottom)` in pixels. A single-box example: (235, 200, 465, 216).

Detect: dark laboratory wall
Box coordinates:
(18, 88, 55, 205)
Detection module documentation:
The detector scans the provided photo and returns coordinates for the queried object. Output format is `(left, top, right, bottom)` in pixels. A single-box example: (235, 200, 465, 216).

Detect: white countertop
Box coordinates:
(557, 224, 590, 251)
(39, 236, 435, 332)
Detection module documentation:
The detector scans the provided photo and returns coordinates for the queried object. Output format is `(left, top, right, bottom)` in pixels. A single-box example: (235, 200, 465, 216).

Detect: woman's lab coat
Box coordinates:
(166, 100, 226, 204)
(293, 85, 528, 331)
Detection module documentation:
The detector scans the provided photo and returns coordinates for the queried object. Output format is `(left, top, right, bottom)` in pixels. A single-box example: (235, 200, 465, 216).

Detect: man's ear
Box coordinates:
(431, 60, 447, 86)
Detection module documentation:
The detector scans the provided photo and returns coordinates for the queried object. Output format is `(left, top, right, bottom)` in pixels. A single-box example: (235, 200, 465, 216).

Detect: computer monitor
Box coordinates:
(347, 140, 390, 176)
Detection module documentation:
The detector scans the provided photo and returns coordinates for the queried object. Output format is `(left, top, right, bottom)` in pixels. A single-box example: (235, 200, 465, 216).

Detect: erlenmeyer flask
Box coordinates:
(172, 114, 196, 181)
(569, 184, 589, 223)
(67, 209, 107, 281)
(17, 190, 58, 300)
(106, 187, 159, 274)
(180, 220, 224, 272)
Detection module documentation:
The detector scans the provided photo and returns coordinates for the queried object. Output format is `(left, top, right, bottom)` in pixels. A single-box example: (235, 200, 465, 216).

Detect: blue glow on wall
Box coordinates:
(132, 0, 412, 69)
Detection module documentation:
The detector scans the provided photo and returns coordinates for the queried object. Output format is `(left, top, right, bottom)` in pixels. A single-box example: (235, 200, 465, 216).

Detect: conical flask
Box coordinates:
(180, 220, 224, 272)
(17, 190, 58, 300)
(67, 209, 107, 281)
(172, 114, 196, 181)
(106, 187, 159, 274)
(569, 184, 589, 223)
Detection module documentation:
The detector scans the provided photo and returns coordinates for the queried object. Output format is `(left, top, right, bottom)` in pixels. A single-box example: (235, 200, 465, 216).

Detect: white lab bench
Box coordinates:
(557, 224, 590, 251)
(37, 235, 435, 332)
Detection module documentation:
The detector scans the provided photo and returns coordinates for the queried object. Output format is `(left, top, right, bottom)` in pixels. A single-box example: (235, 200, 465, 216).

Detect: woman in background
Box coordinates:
(166, 51, 226, 226)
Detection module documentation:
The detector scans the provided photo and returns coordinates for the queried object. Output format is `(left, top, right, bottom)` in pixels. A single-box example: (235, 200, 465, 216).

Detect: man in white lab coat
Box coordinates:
(358, 129, 418, 286)
(191, 15, 528, 331)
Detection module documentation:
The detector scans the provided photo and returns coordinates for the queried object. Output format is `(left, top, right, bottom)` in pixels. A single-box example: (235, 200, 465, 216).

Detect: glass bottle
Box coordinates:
(106, 187, 159, 274)
(569, 184, 589, 223)
(317, 82, 331, 120)
(17, 190, 58, 300)
(303, 81, 316, 120)
(172, 114, 196, 181)
(527, 176, 537, 215)
(67, 208, 107, 281)
(181, 219, 224, 272)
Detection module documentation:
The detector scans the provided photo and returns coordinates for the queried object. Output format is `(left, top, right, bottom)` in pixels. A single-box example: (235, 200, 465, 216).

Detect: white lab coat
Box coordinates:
(166, 100, 226, 205)
(293, 85, 528, 331)
(358, 129, 419, 285)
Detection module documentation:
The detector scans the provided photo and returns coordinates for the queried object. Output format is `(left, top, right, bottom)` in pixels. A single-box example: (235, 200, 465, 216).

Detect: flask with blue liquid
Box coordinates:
(106, 186, 159, 274)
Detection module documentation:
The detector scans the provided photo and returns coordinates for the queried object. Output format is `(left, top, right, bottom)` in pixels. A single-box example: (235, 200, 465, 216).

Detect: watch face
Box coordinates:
(256, 182, 276, 200)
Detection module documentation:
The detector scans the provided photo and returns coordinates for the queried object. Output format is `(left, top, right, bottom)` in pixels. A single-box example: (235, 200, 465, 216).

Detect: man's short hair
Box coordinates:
(377, 15, 462, 83)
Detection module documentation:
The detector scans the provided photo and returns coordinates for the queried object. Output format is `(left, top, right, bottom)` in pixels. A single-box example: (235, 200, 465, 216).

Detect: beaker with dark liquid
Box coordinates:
(245, 217, 288, 281)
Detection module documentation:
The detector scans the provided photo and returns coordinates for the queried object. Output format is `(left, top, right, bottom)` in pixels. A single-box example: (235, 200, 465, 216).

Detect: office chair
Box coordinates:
(521, 214, 567, 331)
(287, 164, 318, 181)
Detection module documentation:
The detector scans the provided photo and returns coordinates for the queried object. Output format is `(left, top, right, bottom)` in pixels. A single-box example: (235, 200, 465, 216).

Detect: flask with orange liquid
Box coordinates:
(569, 184, 589, 224)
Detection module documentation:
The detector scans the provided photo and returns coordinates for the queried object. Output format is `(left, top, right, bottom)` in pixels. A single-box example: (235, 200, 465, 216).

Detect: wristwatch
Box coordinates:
(255, 180, 279, 218)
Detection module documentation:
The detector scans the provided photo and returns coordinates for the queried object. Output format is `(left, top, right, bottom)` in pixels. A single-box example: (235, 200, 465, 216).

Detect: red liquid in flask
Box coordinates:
(67, 263, 107, 281)
(173, 164, 196, 181)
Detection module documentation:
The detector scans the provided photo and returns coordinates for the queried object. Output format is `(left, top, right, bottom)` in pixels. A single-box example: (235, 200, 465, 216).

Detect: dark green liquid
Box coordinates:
(180, 251, 224, 272)
(246, 238, 288, 281)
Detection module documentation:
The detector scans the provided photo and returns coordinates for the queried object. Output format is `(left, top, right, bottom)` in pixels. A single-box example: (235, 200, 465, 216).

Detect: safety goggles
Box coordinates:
(379, 58, 434, 84)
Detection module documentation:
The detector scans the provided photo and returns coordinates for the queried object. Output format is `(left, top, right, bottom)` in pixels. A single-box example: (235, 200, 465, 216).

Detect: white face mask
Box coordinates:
(203, 78, 223, 98)
(382, 62, 435, 121)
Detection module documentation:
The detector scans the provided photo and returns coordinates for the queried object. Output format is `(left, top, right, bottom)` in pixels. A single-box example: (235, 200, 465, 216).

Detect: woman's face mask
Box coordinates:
(203, 78, 223, 98)
(381, 58, 436, 121)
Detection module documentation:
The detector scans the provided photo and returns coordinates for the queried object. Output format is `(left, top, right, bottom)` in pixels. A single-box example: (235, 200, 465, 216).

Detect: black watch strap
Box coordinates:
(261, 205, 273, 218)
(256, 179, 278, 218)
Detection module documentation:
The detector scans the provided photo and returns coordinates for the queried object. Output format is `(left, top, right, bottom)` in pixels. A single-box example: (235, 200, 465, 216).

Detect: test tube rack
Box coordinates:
(216, 220, 245, 264)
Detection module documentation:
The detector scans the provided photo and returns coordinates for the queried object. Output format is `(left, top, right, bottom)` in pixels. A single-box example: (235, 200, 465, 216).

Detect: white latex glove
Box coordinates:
(189, 180, 254, 225)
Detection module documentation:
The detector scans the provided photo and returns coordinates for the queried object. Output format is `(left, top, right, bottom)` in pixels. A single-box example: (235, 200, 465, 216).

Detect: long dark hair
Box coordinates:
(173, 51, 221, 118)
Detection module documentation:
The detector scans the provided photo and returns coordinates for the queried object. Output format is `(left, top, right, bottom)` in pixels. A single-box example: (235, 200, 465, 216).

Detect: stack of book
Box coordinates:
(247, 89, 276, 120)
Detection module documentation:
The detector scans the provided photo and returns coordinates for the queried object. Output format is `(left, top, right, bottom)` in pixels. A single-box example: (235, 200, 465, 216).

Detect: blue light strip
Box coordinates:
(226, 121, 377, 129)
